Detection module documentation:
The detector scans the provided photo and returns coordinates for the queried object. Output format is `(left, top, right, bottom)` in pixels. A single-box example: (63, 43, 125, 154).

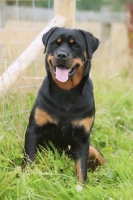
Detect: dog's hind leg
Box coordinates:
(88, 145, 105, 171)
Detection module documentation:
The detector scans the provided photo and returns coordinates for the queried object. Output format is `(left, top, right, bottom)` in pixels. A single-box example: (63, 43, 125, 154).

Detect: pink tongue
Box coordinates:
(55, 67, 70, 82)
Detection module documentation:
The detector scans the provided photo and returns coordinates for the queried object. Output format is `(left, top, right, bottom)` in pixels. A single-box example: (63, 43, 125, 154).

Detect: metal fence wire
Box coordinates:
(0, 0, 54, 120)
(0, 0, 130, 122)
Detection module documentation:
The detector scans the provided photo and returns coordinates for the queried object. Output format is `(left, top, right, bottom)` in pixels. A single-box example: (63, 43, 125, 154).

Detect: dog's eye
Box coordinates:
(53, 42, 58, 47)
(53, 38, 61, 47)
(72, 43, 79, 48)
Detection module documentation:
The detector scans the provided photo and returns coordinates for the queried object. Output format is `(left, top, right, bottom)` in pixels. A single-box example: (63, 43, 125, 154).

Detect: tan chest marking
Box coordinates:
(72, 116, 94, 133)
(34, 108, 58, 126)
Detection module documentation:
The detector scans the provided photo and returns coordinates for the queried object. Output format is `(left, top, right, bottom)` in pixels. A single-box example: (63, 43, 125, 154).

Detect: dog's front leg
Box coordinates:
(22, 125, 39, 170)
(73, 137, 89, 184)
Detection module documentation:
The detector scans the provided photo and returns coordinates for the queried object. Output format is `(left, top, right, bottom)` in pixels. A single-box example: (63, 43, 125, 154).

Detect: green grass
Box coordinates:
(0, 75, 133, 200)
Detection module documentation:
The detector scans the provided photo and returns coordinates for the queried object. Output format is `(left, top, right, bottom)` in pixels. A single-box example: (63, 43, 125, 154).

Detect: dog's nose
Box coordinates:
(57, 52, 68, 59)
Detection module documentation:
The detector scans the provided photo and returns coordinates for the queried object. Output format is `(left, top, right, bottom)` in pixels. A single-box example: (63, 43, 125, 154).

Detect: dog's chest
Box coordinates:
(38, 85, 93, 121)
(33, 80, 95, 150)
(38, 119, 73, 148)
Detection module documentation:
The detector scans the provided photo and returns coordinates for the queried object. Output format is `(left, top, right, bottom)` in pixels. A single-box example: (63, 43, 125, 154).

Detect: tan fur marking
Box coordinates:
(72, 116, 94, 133)
(47, 55, 55, 81)
(57, 38, 61, 43)
(70, 39, 74, 43)
(84, 51, 87, 59)
(75, 159, 83, 183)
(47, 54, 53, 65)
(34, 108, 58, 126)
(47, 55, 85, 90)
(89, 146, 105, 166)
(72, 58, 83, 68)
(53, 58, 84, 90)
(54, 65, 84, 90)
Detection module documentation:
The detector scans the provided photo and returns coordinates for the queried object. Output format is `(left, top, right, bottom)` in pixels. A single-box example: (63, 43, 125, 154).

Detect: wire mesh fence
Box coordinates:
(0, 1, 54, 90)
(0, 1, 55, 137)
(0, 0, 130, 133)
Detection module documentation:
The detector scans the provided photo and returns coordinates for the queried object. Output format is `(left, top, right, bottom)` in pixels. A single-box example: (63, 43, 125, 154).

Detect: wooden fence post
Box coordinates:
(100, 6, 112, 43)
(101, 22, 112, 43)
(54, 0, 76, 28)
(0, 1, 5, 28)
(0, 15, 66, 96)
(0, 2, 5, 51)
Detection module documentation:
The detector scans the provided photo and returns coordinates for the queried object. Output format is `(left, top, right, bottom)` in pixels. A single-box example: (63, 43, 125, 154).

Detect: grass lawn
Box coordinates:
(0, 72, 133, 200)
(0, 18, 133, 200)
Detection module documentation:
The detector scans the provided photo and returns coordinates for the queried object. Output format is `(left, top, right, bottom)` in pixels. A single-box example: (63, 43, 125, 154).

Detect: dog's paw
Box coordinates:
(76, 184, 83, 192)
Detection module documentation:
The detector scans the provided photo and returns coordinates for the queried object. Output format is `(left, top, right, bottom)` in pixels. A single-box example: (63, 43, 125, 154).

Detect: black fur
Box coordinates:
(22, 27, 105, 183)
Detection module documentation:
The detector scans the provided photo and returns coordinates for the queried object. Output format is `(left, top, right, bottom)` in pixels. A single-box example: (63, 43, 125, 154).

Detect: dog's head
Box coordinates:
(42, 27, 99, 89)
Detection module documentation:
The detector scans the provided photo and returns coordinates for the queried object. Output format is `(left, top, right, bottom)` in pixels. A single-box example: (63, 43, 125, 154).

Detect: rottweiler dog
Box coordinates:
(22, 27, 105, 184)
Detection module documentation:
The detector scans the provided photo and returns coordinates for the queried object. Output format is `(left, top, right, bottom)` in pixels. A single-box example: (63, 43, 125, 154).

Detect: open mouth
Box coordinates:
(52, 65, 78, 82)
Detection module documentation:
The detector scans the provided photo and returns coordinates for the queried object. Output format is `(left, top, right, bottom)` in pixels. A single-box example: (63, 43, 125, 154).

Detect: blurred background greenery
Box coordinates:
(6, 0, 128, 11)
(77, 0, 126, 11)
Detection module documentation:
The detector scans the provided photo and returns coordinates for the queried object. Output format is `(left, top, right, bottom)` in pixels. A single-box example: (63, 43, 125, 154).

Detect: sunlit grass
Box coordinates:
(0, 19, 133, 199)
(0, 73, 133, 199)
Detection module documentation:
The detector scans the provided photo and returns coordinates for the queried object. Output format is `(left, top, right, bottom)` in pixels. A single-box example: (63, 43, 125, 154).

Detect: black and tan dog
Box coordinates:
(22, 27, 105, 184)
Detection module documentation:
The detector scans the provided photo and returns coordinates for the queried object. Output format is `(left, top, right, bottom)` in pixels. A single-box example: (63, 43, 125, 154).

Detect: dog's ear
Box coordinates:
(79, 30, 100, 59)
(42, 27, 59, 53)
